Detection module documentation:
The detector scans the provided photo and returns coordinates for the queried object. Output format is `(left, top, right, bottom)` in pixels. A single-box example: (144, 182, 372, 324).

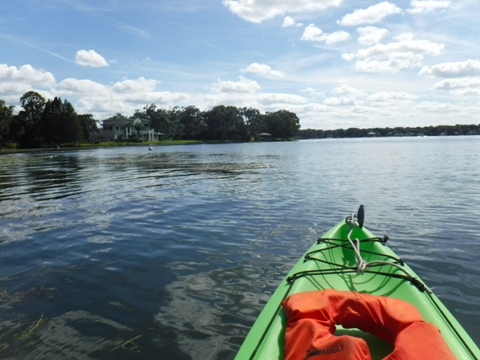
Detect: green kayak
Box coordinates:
(236, 206, 480, 359)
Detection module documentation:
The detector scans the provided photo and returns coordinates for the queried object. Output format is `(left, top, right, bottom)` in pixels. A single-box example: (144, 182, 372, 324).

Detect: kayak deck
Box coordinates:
(236, 216, 480, 359)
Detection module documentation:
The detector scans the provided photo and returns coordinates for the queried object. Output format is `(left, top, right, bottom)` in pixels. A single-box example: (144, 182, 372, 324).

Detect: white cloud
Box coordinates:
(420, 59, 480, 99)
(301, 87, 325, 98)
(0, 65, 191, 118)
(419, 60, 480, 78)
(242, 63, 284, 79)
(59, 77, 174, 105)
(124, 90, 188, 105)
(257, 93, 307, 105)
(75, 50, 109, 67)
(324, 31, 351, 44)
(448, 88, 480, 97)
(58, 77, 188, 116)
(282, 16, 296, 27)
(212, 76, 260, 93)
(357, 26, 389, 45)
(332, 84, 367, 97)
(343, 33, 445, 72)
(0, 64, 56, 86)
(302, 24, 323, 41)
(416, 100, 457, 112)
(112, 77, 158, 93)
(59, 78, 109, 96)
(338, 1, 401, 26)
(368, 91, 416, 102)
(301, 24, 351, 44)
(324, 96, 359, 106)
(430, 77, 480, 97)
(407, 0, 451, 14)
(222, 0, 342, 23)
(0, 64, 56, 104)
(433, 77, 480, 90)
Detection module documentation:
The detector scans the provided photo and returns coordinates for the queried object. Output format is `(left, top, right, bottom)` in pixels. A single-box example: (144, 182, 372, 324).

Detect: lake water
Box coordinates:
(0, 137, 479, 359)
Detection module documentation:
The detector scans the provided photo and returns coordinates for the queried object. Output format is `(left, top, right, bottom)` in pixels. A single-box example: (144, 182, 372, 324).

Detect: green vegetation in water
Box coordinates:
(16, 313, 45, 339)
(110, 334, 143, 351)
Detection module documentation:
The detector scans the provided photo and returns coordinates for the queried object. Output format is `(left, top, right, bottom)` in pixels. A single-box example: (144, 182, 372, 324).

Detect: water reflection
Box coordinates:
(155, 263, 275, 360)
(0, 139, 479, 359)
(1, 308, 136, 359)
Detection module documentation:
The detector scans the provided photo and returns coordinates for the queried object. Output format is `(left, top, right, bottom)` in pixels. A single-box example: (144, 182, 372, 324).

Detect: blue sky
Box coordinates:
(1, 0, 479, 129)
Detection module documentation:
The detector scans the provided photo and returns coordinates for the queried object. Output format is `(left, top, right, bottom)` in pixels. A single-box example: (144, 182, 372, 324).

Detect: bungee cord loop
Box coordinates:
(346, 212, 432, 293)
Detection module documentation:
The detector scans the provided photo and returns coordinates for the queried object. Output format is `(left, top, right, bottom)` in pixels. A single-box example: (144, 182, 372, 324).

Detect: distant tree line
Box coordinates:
(299, 124, 480, 139)
(0, 91, 301, 148)
(0, 91, 96, 148)
(117, 104, 300, 142)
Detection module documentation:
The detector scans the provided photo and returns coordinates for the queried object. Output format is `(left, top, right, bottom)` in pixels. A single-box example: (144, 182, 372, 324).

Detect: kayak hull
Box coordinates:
(236, 218, 480, 359)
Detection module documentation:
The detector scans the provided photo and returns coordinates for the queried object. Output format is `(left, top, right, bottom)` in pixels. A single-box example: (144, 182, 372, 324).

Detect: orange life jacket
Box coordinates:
(281, 289, 456, 360)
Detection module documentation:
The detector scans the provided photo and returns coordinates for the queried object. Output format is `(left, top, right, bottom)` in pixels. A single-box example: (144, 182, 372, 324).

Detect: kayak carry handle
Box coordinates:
(358, 205, 365, 228)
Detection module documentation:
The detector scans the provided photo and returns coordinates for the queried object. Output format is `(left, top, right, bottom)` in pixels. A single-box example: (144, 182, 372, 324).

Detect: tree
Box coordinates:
(40, 97, 81, 146)
(177, 105, 205, 140)
(265, 110, 300, 139)
(133, 120, 144, 136)
(78, 114, 97, 141)
(15, 91, 46, 147)
(204, 105, 244, 141)
(144, 104, 178, 138)
(61, 99, 81, 145)
(20, 91, 46, 121)
(0, 99, 14, 146)
(240, 107, 264, 140)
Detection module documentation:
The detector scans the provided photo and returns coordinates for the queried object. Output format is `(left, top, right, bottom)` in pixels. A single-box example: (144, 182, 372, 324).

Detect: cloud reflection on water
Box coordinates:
(155, 262, 274, 359)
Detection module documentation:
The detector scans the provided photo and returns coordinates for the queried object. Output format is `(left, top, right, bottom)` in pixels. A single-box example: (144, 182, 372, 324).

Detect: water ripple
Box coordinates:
(0, 139, 479, 358)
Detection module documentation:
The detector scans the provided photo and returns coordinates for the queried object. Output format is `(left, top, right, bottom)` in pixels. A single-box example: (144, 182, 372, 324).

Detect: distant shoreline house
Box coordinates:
(256, 132, 272, 141)
(89, 114, 160, 142)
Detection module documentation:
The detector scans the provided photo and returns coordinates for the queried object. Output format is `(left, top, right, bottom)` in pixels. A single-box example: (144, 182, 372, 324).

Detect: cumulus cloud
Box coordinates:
(368, 91, 416, 102)
(332, 84, 367, 97)
(432, 77, 480, 90)
(282, 16, 296, 27)
(59, 78, 109, 96)
(222, 0, 342, 23)
(0, 64, 56, 86)
(301, 24, 323, 41)
(301, 87, 325, 98)
(0, 64, 192, 118)
(112, 77, 158, 93)
(60, 77, 188, 116)
(357, 26, 389, 45)
(407, 0, 450, 14)
(338, 1, 401, 26)
(343, 33, 444, 72)
(419, 60, 480, 78)
(324, 96, 359, 106)
(323, 31, 351, 44)
(242, 63, 284, 79)
(75, 50, 109, 67)
(0, 64, 56, 103)
(301, 24, 351, 44)
(257, 93, 307, 105)
(427, 77, 480, 97)
(212, 76, 260, 93)
(419, 60, 480, 97)
(416, 100, 457, 112)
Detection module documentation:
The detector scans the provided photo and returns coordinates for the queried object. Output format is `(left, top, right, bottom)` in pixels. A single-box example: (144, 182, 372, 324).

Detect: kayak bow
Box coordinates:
(236, 206, 480, 360)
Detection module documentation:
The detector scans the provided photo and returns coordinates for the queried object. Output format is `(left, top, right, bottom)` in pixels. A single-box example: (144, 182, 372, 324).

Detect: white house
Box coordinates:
(90, 115, 158, 142)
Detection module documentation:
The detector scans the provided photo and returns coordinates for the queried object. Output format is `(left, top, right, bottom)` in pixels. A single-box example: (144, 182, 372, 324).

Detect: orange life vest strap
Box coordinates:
(281, 289, 455, 360)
